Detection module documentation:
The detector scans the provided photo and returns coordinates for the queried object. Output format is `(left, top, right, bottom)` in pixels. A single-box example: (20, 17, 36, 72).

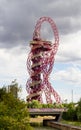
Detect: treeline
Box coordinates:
(27, 99, 81, 122)
(27, 99, 63, 108)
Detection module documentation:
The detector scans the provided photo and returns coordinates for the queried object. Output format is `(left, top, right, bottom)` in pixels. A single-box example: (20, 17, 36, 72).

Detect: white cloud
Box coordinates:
(51, 66, 81, 86)
(0, 46, 29, 89)
(50, 65, 81, 103)
(56, 31, 81, 64)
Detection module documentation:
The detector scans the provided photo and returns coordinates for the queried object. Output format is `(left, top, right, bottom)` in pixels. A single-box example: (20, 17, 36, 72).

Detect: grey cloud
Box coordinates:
(0, 0, 81, 49)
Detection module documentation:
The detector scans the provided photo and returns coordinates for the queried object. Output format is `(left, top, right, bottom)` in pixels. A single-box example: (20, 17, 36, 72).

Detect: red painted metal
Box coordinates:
(26, 17, 61, 103)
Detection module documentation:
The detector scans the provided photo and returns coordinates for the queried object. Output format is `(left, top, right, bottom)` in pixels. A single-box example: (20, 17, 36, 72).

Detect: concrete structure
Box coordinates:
(29, 108, 66, 121)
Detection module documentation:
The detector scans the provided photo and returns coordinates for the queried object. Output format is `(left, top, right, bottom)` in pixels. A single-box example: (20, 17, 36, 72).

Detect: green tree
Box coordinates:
(0, 87, 7, 101)
(0, 86, 33, 130)
(76, 98, 81, 121)
(62, 102, 77, 121)
(27, 100, 42, 108)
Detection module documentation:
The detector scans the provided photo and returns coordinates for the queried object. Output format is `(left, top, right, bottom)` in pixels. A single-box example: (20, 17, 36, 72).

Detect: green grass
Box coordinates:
(61, 120, 81, 127)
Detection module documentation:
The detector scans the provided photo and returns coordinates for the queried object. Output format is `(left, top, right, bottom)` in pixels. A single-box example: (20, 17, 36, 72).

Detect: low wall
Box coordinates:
(43, 120, 81, 130)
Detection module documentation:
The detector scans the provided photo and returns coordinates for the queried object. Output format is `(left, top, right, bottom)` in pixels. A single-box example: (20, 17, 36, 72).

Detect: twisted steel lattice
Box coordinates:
(26, 17, 61, 103)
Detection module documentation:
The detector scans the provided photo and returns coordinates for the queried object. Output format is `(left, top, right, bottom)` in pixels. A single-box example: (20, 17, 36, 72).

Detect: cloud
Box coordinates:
(49, 30, 81, 86)
(50, 65, 81, 102)
(0, 46, 29, 85)
(51, 66, 81, 86)
(56, 31, 81, 64)
(0, 0, 81, 49)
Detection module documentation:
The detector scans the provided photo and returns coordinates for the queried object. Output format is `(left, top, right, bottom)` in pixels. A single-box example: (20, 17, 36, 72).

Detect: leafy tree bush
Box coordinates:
(62, 99, 81, 121)
(27, 100, 42, 108)
(0, 87, 7, 101)
(27, 100, 64, 109)
(0, 87, 33, 130)
(62, 103, 77, 121)
(76, 98, 81, 121)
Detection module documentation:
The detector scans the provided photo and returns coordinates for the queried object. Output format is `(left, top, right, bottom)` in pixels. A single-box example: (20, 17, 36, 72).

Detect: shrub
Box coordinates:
(0, 88, 33, 130)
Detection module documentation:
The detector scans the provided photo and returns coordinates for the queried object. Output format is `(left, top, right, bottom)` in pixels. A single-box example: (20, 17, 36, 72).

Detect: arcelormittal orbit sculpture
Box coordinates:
(26, 17, 61, 103)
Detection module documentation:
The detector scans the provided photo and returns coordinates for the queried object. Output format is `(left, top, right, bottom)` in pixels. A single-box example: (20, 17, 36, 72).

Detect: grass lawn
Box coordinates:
(61, 120, 81, 127)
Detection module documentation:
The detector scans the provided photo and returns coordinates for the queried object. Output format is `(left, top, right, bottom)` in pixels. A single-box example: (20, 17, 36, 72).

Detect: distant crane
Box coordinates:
(26, 17, 61, 103)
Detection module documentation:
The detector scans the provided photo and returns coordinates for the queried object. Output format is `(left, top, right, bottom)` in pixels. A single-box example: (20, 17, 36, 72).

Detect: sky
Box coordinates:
(0, 0, 81, 103)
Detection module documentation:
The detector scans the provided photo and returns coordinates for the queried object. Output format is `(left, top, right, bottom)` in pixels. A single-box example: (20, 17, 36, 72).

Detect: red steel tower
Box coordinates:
(26, 17, 61, 103)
